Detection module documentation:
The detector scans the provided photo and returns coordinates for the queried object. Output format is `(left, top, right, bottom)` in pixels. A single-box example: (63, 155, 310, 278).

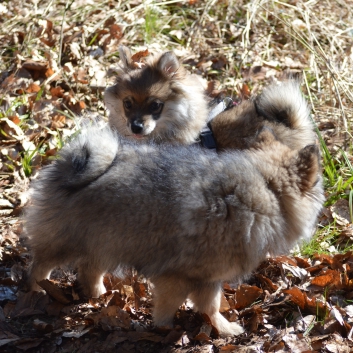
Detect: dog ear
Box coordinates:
(295, 144, 320, 193)
(119, 45, 134, 71)
(157, 51, 180, 77)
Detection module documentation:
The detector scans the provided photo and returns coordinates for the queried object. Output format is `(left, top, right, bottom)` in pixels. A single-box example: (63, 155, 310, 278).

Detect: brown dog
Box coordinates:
(210, 80, 316, 151)
(104, 46, 208, 144)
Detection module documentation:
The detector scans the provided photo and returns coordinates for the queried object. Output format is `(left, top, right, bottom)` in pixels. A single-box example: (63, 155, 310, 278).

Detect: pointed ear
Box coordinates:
(296, 144, 320, 193)
(119, 45, 134, 71)
(157, 51, 180, 77)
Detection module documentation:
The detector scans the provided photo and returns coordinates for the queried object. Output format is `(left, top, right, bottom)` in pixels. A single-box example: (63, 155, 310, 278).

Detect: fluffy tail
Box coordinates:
(254, 80, 316, 148)
(255, 80, 310, 129)
(50, 127, 120, 191)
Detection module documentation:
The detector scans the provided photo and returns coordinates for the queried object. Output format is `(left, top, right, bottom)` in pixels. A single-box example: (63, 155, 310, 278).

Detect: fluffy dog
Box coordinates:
(210, 80, 317, 151)
(25, 124, 324, 336)
(104, 46, 208, 144)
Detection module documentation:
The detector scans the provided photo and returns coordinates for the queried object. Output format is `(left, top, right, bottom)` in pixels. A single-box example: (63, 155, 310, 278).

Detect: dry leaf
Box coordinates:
(330, 199, 351, 225)
(194, 332, 212, 343)
(234, 284, 263, 310)
(22, 60, 48, 71)
(220, 345, 239, 351)
(37, 279, 71, 304)
(131, 49, 150, 69)
(240, 83, 251, 99)
(282, 333, 311, 353)
(33, 318, 54, 333)
(25, 82, 41, 93)
(283, 287, 306, 309)
(311, 269, 341, 288)
(110, 24, 123, 39)
(87, 305, 131, 330)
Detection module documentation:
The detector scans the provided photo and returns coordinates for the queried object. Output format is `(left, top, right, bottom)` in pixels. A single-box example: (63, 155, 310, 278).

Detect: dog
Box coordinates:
(104, 46, 208, 144)
(210, 80, 317, 151)
(24, 124, 324, 336)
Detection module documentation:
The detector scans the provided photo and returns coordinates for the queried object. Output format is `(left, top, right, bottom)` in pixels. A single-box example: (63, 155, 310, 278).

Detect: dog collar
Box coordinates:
(199, 98, 234, 149)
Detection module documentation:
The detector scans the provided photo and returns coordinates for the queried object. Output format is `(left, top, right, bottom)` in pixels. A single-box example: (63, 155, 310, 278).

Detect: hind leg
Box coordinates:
(27, 254, 58, 291)
(77, 261, 106, 298)
(28, 263, 55, 291)
(189, 282, 244, 337)
(151, 275, 192, 327)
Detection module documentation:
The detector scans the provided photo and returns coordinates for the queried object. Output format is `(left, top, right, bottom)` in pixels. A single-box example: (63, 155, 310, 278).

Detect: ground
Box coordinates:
(1, 1, 353, 352)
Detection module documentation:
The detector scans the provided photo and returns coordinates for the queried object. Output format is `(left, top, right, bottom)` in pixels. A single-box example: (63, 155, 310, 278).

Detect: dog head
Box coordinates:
(104, 46, 208, 144)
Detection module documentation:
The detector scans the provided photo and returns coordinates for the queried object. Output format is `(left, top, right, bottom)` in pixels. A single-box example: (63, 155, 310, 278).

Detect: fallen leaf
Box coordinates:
(220, 345, 239, 351)
(283, 287, 306, 310)
(234, 284, 263, 310)
(282, 333, 311, 353)
(220, 293, 231, 312)
(330, 306, 344, 326)
(211, 55, 228, 70)
(126, 331, 163, 342)
(106, 291, 125, 308)
(110, 24, 123, 39)
(282, 262, 308, 280)
(51, 115, 66, 129)
(50, 86, 65, 98)
(255, 274, 278, 292)
(33, 318, 54, 333)
(37, 279, 71, 304)
(194, 332, 211, 343)
(22, 60, 48, 71)
(294, 314, 316, 332)
(311, 269, 341, 288)
(294, 257, 311, 268)
(240, 83, 251, 99)
(87, 306, 131, 330)
(62, 328, 90, 338)
(1, 118, 24, 140)
(13, 338, 44, 350)
(25, 82, 41, 93)
(330, 199, 351, 225)
(11, 291, 50, 318)
(131, 49, 149, 64)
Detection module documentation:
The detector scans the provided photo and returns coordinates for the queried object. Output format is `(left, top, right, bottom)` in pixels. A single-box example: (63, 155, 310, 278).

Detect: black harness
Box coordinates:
(199, 97, 234, 150)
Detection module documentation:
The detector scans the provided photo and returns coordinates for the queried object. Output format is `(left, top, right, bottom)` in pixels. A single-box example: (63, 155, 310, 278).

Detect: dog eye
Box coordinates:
(150, 101, 163, 114)
(123, 99, 132, 110)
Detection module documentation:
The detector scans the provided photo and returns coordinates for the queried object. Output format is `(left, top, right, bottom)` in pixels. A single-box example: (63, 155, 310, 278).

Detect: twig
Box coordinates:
(58, 0, 75, 66)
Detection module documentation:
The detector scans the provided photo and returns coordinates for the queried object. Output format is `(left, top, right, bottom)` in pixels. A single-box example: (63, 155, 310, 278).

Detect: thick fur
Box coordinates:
(25, 126, 324, 336)
(210, 80, 316, 151)
(104, 46, 208, 144)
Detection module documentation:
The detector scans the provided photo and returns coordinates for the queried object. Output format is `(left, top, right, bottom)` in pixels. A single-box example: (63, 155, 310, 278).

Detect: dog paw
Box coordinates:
(211, 312, 244, 337)
(219, 322, 244, 337)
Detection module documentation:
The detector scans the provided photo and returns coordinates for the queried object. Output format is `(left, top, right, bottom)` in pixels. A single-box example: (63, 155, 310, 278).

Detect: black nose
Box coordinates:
(131, 121, 144, 134)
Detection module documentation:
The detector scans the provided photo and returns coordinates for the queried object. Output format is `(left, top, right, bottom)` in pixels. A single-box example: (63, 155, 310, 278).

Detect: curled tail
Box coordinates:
(254, 80, 316, 149)
(49, 127, 120, 191)
(255, 80, 311, 129)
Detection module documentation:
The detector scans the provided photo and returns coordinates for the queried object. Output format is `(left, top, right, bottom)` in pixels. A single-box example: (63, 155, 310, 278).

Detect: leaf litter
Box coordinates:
(1, 0, 353, 352)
